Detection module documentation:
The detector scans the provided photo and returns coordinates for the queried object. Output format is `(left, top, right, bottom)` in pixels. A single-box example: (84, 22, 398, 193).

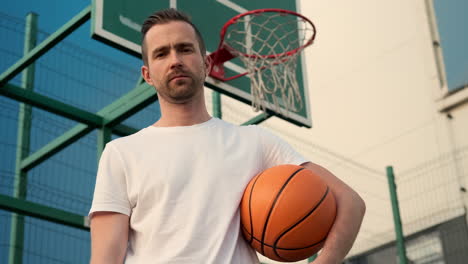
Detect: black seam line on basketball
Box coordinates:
(242, 224, 327, 251)
(273, 186, 330, 260)
(248, 171, 265, 244)
(260, 167, 305, 256)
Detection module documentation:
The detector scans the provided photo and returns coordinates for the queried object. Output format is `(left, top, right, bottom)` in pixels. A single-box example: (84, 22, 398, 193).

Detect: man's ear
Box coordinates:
(204, 55, 212, 77)
(141, 65, 153, 86)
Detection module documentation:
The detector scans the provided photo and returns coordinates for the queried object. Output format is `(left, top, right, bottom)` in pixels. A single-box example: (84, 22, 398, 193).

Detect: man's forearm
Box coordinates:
(311, 189, 365, 264)
(89, 212, 129, 264)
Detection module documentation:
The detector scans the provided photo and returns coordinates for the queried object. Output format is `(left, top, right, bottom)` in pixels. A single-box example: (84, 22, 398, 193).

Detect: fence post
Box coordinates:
(9, 12, 38, 264)
(386, 166, 408, 264)
(308, 254, 317, 262)
(212, 91, 222, 119)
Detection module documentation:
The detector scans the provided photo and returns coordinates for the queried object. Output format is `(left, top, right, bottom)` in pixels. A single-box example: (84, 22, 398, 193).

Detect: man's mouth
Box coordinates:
(169, 72, 190, 82)
(171, 75, 189, 81)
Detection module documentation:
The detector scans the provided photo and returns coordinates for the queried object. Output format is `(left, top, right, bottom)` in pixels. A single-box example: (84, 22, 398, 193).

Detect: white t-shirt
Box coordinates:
(89, 118, 307, 264)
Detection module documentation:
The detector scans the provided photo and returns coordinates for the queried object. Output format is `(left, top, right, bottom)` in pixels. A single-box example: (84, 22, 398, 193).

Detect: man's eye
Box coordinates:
(155, 53, 165, 58)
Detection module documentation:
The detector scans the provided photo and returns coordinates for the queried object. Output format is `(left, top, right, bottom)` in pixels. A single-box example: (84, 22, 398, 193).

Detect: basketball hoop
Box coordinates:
(209, 9, 316, 114)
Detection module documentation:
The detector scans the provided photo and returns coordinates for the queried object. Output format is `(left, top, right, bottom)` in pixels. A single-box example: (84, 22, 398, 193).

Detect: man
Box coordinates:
(89, 9, 365, 264)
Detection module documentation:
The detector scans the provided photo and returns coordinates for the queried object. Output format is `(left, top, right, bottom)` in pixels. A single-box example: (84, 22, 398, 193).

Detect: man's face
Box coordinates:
(141, 21, 208, 104)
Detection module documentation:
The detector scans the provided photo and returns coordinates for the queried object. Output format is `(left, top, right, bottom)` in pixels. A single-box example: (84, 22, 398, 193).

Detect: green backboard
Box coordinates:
(92, 0, 311, 127)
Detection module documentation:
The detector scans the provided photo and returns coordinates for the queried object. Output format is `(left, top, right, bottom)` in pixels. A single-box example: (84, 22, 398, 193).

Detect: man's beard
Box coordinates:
(158, 69, 205, 104)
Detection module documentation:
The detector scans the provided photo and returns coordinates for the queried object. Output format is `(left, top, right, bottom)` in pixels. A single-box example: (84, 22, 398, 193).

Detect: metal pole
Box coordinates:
(212, 91, 222, 119)
(386, 166, 408, 264)
(1, 194, 89, 231)
(9, 12, 38, 264)
(308, 254, 317, 262)
(0, 6, 91, 87)
(241, 112, 272, 126)
(97, 127, 112, 160)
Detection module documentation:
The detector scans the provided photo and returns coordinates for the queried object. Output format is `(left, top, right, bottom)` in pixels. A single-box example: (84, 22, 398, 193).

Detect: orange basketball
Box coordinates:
(240, 164, 337, 262)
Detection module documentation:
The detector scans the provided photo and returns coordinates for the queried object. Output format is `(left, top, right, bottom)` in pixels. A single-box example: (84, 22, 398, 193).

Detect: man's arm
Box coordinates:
(301, 162, 366, 264)
(90, 212, 129, 264)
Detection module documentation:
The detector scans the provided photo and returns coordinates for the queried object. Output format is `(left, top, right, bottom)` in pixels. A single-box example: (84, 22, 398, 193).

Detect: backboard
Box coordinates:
(91, 0, 312, 127)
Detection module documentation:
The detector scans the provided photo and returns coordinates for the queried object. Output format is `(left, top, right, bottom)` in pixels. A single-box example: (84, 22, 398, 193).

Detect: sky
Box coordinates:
(0, 0, 141, 71)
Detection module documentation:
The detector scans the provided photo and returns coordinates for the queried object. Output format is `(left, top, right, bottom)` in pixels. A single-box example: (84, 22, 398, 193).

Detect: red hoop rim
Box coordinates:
(218, 8, 316, 59)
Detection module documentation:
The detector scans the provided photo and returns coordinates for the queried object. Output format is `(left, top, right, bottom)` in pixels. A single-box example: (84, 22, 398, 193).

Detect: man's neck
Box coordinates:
(153, 95, 212, 127)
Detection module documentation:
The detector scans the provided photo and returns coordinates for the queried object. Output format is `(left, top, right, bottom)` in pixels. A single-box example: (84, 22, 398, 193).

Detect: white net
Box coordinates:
(223, 11, 315, 115)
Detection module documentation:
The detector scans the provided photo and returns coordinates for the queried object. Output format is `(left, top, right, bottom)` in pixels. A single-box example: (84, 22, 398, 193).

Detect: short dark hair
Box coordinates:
(141, 8, 206, 65)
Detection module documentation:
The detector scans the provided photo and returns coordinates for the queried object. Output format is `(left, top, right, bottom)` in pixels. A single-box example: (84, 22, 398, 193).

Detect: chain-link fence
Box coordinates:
(0, 11, 160, 263)
(347, 146, 468, 264)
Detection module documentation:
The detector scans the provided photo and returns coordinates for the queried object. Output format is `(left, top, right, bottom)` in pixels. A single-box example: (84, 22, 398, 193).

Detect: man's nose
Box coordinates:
(169, 51, 183, 69)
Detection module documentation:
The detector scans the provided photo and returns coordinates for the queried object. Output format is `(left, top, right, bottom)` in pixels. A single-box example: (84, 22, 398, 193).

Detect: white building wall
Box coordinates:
(205, 0, 468, 263)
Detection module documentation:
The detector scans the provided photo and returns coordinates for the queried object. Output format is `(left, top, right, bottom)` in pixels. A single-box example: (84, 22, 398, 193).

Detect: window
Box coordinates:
(426, 0, 468, 112)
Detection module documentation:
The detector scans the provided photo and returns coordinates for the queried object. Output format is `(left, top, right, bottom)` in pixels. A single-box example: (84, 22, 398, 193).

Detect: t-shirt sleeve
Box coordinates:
(257, 126, 309, 169)
(88, 142, 131, 218)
